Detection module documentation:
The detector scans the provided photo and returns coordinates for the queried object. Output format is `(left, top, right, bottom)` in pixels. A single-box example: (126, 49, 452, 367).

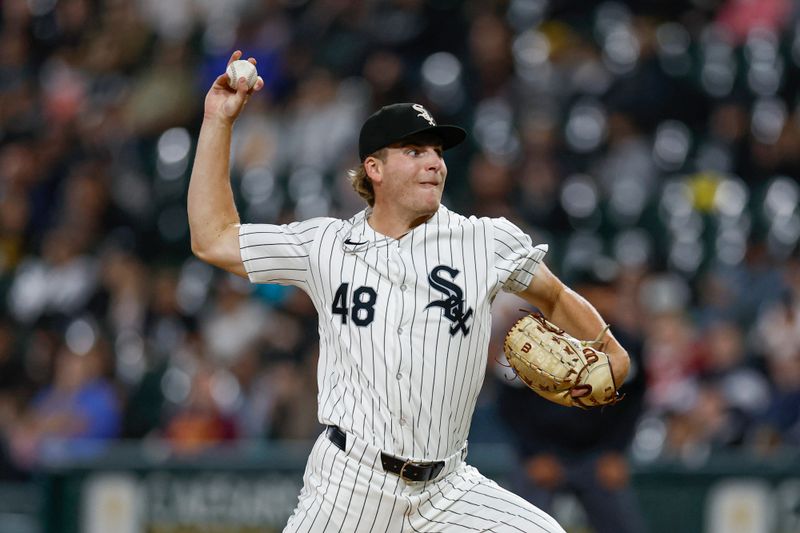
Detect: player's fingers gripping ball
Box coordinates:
(226, 59, 258, 90)
(503, 313, 620, 408)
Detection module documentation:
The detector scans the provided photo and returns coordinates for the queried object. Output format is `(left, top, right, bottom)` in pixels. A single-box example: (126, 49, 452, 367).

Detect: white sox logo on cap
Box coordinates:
(358, 102, 465, 161)
(412, 104, 436, 126)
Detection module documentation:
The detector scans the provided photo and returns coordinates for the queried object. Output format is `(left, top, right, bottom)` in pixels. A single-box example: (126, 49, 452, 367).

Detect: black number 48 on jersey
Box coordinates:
(332, 283, 377, 326)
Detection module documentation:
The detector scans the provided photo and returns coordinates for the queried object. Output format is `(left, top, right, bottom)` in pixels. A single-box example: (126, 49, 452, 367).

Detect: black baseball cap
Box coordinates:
(358, 103, 466, 161)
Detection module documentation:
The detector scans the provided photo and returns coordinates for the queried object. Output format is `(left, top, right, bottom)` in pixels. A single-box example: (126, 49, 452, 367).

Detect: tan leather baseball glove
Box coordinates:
(503, 313, 620, 408)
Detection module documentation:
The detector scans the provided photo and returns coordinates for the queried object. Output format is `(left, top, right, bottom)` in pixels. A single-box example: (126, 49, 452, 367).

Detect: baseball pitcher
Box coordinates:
(188, 51, 630, 533)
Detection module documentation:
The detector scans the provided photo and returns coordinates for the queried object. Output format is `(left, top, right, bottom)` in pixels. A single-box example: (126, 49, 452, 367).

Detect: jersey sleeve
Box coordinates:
(491, 217, 548, 293)
(239, 218, 331, 287)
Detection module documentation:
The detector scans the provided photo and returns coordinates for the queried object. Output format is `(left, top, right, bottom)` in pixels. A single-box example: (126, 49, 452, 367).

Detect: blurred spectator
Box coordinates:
(0, 318, 29, 479)
(467, 12, 514, 99)
(716, 0, 792, 42)
(8, 227, 99, 325)
(265, 348, 321, 441)
(466, 153, 515, 218)
(641, 309, 703, 411)
(757, 258, 800, 361)
(754, 258, 800, 449)
(362, 49, 410, 110)
(698, 319, 771, 433)
(283, 66, 364, 174)
(660, 318, 771, 461)
(229, 345, 275, 439)
(0, 190, 29, 276)
(201, 275, 269, 366)
(92, 245, 148, 336)
(162, 362, 238, 454)
(757, 348, 800, 449)
(516, 114, 565, 231)
(7, 337, 120, 468)
(122, 41, 196, 136)
(145, 267, 196, 362)
(594, 111, 656, 226)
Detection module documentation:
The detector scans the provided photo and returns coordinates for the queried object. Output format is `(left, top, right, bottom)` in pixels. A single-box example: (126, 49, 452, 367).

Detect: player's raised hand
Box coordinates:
(204, 50, 265, 124)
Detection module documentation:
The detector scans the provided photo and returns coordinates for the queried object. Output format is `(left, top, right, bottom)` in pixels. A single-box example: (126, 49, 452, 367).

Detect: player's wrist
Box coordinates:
(202, 111, 236, 128)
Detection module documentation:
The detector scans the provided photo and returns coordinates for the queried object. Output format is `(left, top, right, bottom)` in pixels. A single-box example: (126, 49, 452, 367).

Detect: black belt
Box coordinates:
(325, 425, 446, 483)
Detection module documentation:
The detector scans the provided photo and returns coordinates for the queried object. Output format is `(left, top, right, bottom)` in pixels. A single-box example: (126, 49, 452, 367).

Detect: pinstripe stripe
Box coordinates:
(240, 240, 313, 250)
(304, 439, 341, 533)
(323, 440, 370, 532)
(242, 254, 309, 261)
(450, 222, 480, 448)
(290, 438, 337, 533)
(241, 226, 319, 236)
(367, 473, 399, 532)
(346, 447, 380, 532)
(382, 481, 404, 533)
(433, 471, 558, 532)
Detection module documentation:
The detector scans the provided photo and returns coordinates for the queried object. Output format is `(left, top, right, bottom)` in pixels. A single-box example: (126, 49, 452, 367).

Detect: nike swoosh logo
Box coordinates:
(344, 238, 368, 246)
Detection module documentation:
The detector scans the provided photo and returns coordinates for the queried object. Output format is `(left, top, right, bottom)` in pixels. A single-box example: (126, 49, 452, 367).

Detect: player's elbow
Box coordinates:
(190, 239, 227, 271)
(189, 221, 226, 262)
(189, 225, 248, 279)
(190, 232, 225, 268)
(190, 232, 211, 263)
(190, 242, 208, 264)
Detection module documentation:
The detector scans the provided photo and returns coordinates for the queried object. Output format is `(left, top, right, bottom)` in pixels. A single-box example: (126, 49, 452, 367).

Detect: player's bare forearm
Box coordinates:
(188, 51, 263, 278)
(187, 116, 247, 277)
(546, 286, 629, 386)
(519, 263, 630, 386)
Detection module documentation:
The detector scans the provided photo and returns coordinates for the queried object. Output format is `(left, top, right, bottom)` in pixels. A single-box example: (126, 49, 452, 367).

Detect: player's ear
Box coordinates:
(364, 156, 383, 184)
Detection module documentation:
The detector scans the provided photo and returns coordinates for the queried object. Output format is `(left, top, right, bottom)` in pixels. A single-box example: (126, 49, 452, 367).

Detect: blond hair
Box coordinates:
(347, 149, 386, 207)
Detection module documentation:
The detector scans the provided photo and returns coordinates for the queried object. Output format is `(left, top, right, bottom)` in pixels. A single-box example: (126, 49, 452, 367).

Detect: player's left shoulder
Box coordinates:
(436, 204, 482, 229)
(446, 211, 522, 241)
(434, 207, 526, 242)
(481, 213, 540, 239)
(433, 207, 540, 245)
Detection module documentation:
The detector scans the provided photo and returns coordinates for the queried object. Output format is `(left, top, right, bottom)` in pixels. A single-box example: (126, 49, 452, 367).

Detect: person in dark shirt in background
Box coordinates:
(497, 259, 648, 533)
(0, 318, 31, 480)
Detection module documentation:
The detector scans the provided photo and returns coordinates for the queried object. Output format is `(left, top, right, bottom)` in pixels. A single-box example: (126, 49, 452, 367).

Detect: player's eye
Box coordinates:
(406, 148, 420, 156)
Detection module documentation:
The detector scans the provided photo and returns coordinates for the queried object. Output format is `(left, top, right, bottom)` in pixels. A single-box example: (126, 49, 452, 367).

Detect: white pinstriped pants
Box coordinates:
(283, 430, 565, 533)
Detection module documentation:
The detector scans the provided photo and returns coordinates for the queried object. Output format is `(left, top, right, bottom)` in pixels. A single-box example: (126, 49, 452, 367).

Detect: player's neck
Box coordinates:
(368, 204, 435, 239)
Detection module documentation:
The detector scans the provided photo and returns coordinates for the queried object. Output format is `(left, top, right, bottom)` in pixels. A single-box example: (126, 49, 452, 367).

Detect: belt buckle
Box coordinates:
(399, 459, 429, 482)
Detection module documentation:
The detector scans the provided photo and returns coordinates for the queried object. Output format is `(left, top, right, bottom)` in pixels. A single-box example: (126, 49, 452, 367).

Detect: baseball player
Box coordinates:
(188, 51, 630, 532)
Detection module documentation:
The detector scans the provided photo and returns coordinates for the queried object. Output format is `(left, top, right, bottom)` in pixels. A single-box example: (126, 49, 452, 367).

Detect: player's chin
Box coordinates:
(417, 189, 442, 211)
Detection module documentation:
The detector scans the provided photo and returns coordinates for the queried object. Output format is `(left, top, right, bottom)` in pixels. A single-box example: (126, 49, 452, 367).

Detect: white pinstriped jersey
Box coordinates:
(239, 204, 546, 461)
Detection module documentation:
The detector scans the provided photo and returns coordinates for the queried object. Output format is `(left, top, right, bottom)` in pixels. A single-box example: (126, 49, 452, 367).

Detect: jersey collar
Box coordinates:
(341, 205, 448, 254)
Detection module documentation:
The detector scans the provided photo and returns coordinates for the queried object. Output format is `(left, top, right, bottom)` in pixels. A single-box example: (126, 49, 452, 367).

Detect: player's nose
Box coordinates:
(426, 150, 444, 173)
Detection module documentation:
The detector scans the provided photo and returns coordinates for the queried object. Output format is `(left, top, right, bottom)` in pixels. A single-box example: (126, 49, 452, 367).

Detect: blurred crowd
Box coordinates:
(1, 0, 800, 481)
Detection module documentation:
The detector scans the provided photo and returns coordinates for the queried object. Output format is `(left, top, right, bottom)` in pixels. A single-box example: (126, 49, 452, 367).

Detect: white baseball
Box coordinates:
(226, 59, 258, 90)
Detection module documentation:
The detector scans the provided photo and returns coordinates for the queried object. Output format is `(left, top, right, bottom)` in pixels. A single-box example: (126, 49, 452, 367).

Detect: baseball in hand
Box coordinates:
(226, 59, 258, 90)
